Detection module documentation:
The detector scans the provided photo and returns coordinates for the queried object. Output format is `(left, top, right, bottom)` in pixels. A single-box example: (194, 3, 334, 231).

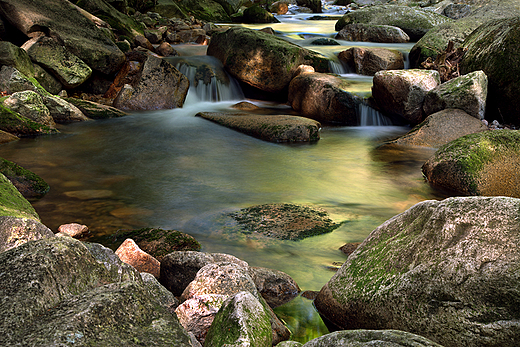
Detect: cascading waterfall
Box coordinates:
(359, 103, 392, 126)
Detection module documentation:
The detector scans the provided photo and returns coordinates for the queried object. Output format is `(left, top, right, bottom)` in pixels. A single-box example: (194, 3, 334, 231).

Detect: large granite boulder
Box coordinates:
(43, 95, 89, 123)
(314, 196, 520, 347)
(460, 16, 520, 126)
(288, 72, 359, 125)
(423, 70, 488, 120)
(0, 236, 193, 346)
(380, 109, 487, 149)
(335, 5, 452, 41)
(335, 23, 410, 43)
(249, 266, 300, 308)
(207, 27, 329, 94)
(0, 216, 53, 253)
(0, 41, 35, 78)
(372, 69, 441, 125)
(303, 330, 443, 347)
(0, 103, 56, 137)
(204, 291, 273, 347)
(422, 129, 520, 197)
(338, 47, 404, 76)
(113, 51, 189, 110)
(0, 0, 125, 75)
(196, 112, 321, 143)
(3, 91, 55, 128)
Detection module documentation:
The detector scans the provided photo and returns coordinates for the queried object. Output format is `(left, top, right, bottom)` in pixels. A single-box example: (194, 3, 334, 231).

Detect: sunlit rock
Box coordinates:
(335, 23, 410, 43)
(115, 238, 161, 278)
(57, 223, 89, 239)
(338, 47, 404, 76)
(0, 216, 53, 253)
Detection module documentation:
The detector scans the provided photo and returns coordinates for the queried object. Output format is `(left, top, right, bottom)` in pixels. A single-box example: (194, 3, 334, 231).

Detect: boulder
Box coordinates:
(0, 0, 126, 75)
(196, 112, 321, 143)
(57, 223, 90, 239)
(314, 196, 520, 347)
(207, 27, 329, 94)
(174, 0, 231, 22)
(460, 16, 520, 125)
(0, 66, 49, 96)
(380, 109, 487, 149)
(229, 203, 341, 240)
(160, 251, 248, 296)
(204, 291, 273, 347)
(0, 157, 50, 200)
(113, 51, 189, 110)
(303, 330, 443, 347)
(0, 130, 18, 144)
(115, 238, 161, 278)
(271, 1, 289, 15)
(134, 35, 154, 51)
(335, 5, 452, 41)
(3, 91, 55, 128)
(249, 266, 300, 308)
(0, 41, 35, 78)
(0, 216, 53, 253)
(338, 47, 404, 76)
(288, 72, 359, 125)
(63, 97, 127, 119)
(22, 36, 92, 89)
(0, 173, 40, 220)
(422, 129, 520, 197)
(443, 4, 472, 20)
(423, 70, 488, 120)
(0, 102, 57, 137)
(155, 42, 177, 56)
(335, 23, 410, 43)
(112, 227, 201, 261)
(140, 272, 179, 312)
(296, 0, 321, 13)
(32, 64, 63, 94)
(372, 69, 441, 125)
(243, 5, 280, 23)
(42, 95, 89, 123)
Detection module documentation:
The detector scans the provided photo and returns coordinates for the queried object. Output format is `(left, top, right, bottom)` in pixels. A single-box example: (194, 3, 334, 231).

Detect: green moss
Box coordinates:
(0, 157, 50, 198)
(0, 173, 40, 220)
(0, 104, 57, 136)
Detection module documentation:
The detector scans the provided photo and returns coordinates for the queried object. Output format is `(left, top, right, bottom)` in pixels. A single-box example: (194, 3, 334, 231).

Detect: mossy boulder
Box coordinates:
(0, 41, 35, 78)
(422, 129, 520, 197)
(63, 97, 126, 119)
(230, 203, 341, 240)
(335, 5, 452, 41)
(0, 174, 40, 220)
(460, 17, 520, 126)
(0, 103, 58, 137)
(0, 157, 50, 200)
(338, 47, 404, 76)
(314, 196, 520, 347)
(296, 0, 321, 13)
(335, 23, 410, 43)
(243, 4, 280, 23)
(175, 0, 232, 22)
(207, 27, 330, 94)
(196, 112, 321, 143)
(4, 91, 55, 128)
(304, 330, 443, 347)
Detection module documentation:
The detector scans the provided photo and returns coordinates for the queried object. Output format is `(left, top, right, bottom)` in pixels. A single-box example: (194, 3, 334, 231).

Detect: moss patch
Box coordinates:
(0, 173, 40, 220)
(0, 157, 50, 199)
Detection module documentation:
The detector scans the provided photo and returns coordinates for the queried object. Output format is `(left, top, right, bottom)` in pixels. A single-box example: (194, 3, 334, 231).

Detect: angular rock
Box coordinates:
(422, 129, 520, 197)
(303, 330, 443, 347)
(423, 70, 488, 120)
(115, 238, 161, 278)
(335, 23, 410, 43)
(57, 223, 89, 239)
(335, 5, 452, 41)
(173, 0, 231, 23)
(288, 72, 359, 125)
(155, 41, 177, 56)
(460, 16, 520, 125)
(0, 66, 48, 95)
(134, 34, 154, 51)
(0, 216, 53, 253)
(207, 27, 329, 94)
(205, 291, 273, 347)
(196, 112, 321, 143)
(82, 241, 140, 282)
(63, 97, 126, 119)
(0, 0, 125, 75)
(338, 47, 404, 76)
(0, 102, 57, 137)
(372, 69, 441, 125)
(22, 36, 92, 89)
(42, 95, 89, 123)
(249, 266, 300, 308)
(140, 272, 179, 312)
(0, 173, 40, 220)
(0, 157, 50, 200)
(0, 41, 35, 78)
(380, 109, 487, 149)
(3, 91, 55, 128)
(314, 196, 520, 347)
(0, 130, 18, 144)
(113, 51, 189, 110)
(33, 63, 62, 94)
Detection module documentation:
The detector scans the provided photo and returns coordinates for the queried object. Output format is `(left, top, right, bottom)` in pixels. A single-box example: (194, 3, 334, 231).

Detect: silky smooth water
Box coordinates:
(0, 7, 448, 343)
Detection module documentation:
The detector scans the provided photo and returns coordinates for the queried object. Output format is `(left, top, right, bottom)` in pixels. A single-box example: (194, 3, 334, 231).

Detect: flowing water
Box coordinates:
(0, 3, 448, 343)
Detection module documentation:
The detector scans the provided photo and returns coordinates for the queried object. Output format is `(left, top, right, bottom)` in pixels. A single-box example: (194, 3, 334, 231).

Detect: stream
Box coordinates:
(0, 2, 449, 343)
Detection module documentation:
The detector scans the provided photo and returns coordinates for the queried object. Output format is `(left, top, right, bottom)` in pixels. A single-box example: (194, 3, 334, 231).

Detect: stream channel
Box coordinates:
(0, 2, 450, 343)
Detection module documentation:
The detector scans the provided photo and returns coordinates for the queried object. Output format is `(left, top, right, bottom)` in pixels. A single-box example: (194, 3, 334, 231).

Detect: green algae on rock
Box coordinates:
(0, 173, 40, 220)
(230, 203, 341, 240)
(0, 157, 50, 199)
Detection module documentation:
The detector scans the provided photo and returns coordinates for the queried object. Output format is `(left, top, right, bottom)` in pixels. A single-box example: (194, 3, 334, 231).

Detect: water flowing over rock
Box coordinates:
(423, 71, 487, 120)
(207, 27, 329, 94)
(288, 72, 359, 125)
(0, 0, 125, 75)
(380, 109, 487, 149)
(335, 5, 452, 41)
(338, 47, 404, 76)
(303, 330, 443, 347)
(372, 69, 440, 125)
(314, 196, 520, 347)
(422, 129, 520, 197)
(335, 23, 410, 43)
(196, 112, 321, 143)
(0, 216, 53, 253)
(460, 16, 520, 126)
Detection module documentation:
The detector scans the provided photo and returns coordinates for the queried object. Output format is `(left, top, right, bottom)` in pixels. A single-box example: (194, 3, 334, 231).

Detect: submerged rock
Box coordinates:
(197, 112, 321, 143)
(230, 203, 341, 240)
(422, 129, 520, 197)
(314, 196, 520, 347)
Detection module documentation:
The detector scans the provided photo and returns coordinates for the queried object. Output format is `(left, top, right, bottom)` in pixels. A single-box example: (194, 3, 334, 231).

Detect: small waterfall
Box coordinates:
(329, 59, 348, 74)
(359, 103, 392, 126)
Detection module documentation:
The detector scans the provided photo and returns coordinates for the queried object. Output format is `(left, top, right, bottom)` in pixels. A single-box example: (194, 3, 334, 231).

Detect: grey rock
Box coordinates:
(0, 41, 35, 78)
(0, 216, 53, 253)
(42, 95, 89, 123)
(338, 47, 404, 76)
(249, 266, 301, 308)
(3, 91, 55, 127)
(335, 23, 410, 43)
(303, 330, 443, 346)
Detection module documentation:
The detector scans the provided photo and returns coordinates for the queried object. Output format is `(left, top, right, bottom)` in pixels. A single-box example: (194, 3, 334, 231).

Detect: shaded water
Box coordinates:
(0, 8, 447, 343)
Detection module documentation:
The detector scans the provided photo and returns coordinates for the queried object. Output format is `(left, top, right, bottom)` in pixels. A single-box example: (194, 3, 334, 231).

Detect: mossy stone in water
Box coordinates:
(230, 203, 341, 240)
(0, 157, 50, 199)
(0, 173, 40, 220)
